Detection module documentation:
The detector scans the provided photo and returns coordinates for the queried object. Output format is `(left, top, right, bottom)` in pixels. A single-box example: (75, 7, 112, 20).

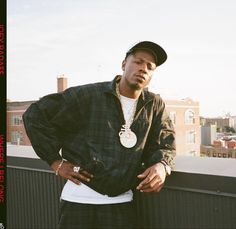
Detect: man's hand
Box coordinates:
(136, 162, 166, 193)
(51, 160, 93, 185)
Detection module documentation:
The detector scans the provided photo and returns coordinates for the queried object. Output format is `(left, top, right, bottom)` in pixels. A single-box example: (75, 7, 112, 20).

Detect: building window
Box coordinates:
(186, 130, 196, 143)
(185, 109, 195, 124)
(11, 131, 23, 144)
(11, 115, 23, 126)
(169, 111, 176, 125)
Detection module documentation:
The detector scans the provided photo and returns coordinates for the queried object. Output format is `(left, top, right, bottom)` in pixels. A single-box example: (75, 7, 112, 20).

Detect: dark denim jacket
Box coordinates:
(23, 76, 176, 196)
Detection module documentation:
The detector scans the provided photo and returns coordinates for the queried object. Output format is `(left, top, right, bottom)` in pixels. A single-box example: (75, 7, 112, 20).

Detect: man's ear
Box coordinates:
(122, 60, 126, 71)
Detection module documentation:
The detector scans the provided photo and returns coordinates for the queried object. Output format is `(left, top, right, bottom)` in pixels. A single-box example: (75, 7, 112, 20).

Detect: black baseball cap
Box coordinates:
(125, 41, 167, 66)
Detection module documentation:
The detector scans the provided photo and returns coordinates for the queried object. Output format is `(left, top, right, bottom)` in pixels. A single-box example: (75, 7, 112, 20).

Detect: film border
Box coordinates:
(0, 0, 7, 228)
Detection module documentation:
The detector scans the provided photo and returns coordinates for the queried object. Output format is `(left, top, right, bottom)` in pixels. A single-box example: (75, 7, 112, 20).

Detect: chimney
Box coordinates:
(57, 74, 68, 92)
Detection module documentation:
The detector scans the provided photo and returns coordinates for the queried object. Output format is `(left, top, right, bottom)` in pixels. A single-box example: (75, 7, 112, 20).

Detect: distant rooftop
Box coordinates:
(7, 100, 36, 111)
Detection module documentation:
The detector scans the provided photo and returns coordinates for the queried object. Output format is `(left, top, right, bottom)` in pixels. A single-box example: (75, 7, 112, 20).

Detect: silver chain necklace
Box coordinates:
(116, 83, 138, 148)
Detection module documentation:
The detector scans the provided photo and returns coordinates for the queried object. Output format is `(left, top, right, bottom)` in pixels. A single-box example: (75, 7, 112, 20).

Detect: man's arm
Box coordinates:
(23, 94, 66, 165)
(23, 89, 93, 184)
(137, 96, 176, 192)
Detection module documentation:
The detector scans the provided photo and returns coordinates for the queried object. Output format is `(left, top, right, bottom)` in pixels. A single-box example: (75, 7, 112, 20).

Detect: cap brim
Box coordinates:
(126, 41, 167, 66)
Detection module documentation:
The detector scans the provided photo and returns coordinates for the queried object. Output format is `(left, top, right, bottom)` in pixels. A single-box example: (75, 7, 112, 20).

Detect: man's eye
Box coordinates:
(148, 64, 155, 71)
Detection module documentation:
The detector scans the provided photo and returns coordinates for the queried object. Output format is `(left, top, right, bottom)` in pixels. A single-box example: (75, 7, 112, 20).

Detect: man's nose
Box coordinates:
(139, 63, 148, 73)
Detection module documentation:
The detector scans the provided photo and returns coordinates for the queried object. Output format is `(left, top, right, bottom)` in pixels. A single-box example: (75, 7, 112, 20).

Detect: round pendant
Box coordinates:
(119, 129, 137, 148)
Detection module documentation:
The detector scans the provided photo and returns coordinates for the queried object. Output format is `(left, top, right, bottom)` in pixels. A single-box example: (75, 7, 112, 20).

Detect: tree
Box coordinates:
(223, 126, 236, 133)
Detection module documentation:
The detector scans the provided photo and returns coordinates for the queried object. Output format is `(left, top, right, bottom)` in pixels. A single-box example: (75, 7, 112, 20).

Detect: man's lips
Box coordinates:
(135, 75, 146, 81)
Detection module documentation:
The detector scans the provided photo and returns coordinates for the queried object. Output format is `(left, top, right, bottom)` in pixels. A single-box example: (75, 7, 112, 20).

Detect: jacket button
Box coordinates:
(165, 144, 171, 148)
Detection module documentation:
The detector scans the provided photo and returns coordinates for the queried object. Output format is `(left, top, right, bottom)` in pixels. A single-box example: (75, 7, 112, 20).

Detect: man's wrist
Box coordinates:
(160, 161, 171, 176)
(51, 159, 65, 175)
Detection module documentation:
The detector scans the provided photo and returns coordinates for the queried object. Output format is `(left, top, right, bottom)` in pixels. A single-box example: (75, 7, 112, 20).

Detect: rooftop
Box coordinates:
(7, 145, 236, 228)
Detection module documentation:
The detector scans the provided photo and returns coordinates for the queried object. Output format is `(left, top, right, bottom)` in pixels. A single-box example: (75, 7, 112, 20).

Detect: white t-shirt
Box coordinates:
(61, 181, 133, 204)
(119, 94, 138, 124)
(60, 94, 138, 204)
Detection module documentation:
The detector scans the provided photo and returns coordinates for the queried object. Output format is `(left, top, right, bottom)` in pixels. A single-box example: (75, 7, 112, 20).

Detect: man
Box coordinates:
(23, 41, 176, 229)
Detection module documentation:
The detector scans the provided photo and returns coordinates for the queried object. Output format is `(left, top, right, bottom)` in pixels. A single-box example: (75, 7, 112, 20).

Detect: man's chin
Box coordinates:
(125, 78, 144, 90)
(129, 83, 142, 90)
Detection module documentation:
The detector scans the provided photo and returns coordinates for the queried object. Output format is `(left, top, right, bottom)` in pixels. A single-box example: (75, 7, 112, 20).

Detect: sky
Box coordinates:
(7, 0, 236, 117)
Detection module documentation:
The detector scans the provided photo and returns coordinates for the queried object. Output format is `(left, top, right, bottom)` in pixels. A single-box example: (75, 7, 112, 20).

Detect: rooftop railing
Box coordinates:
(7, 147, 236, 229)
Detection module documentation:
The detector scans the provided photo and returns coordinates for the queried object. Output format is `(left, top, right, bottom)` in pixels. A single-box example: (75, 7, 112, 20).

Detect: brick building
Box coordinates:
(200, 116, 235, 132)
(201, 145, 236, 158)
(7, 100, 36, 145)
(7, 75, 67, 145)
(165, 98, 200, 156)
(201, 134, 236, 158)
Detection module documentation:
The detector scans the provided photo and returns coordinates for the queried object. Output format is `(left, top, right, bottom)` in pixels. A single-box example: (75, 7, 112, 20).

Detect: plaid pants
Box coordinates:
(58, 200, 136, 229)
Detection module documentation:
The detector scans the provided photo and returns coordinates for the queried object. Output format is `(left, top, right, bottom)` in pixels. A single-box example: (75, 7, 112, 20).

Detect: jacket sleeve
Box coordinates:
(23, 88, 83, 166)
(143, 95, 176, 168)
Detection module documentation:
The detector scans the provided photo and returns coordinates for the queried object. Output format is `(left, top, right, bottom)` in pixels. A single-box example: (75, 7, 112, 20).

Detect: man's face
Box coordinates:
(122, 50, 157, 90)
